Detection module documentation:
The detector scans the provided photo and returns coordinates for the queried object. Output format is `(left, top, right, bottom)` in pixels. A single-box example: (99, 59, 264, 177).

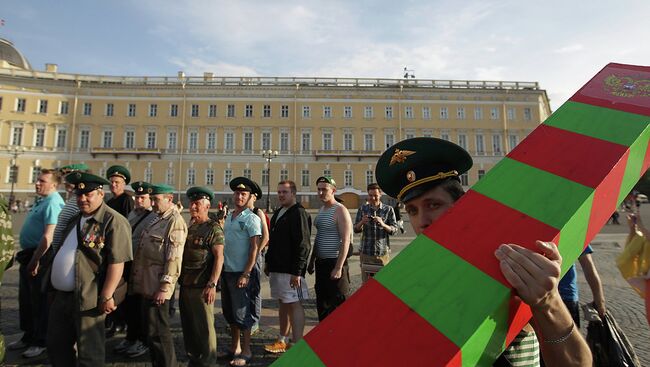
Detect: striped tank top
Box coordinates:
(314, 203, 342, 259)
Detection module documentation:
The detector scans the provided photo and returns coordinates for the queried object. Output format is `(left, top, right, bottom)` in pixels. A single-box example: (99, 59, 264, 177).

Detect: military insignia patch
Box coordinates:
(389, 149, 416, 166)
(406, 170, 416, 182)
(604, 74, 650, 98)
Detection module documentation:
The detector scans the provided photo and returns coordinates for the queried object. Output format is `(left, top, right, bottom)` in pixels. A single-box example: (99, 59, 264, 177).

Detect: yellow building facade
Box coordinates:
(0, 39, 551, 208)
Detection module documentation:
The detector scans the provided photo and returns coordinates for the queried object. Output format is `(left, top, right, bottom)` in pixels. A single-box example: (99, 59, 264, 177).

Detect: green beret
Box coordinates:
(64, 172, 110, 194)
(376, 137, 472, 202)
(149, 183, 175, 195)
(59, 163, 89, 175)
(187, 186, 214, 203)
(316, 176, 337, 188)
(229, 177, 258, 194)
(131, 181, 153, 196)
(107, 165, 131, 184)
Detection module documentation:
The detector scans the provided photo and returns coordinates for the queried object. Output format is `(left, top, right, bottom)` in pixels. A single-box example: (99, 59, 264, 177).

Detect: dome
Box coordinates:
(0, 38, 32, 70)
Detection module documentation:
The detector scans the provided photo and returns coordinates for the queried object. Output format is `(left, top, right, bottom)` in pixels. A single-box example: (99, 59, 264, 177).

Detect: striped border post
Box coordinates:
(274, 63, 650, 366)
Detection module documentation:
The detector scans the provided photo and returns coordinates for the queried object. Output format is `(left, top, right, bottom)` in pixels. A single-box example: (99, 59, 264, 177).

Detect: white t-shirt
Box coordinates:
(51, 216, 89, 291)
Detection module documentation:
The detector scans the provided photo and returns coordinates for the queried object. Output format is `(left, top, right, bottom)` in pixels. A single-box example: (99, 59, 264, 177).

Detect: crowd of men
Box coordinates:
(7, 135, 611, 366)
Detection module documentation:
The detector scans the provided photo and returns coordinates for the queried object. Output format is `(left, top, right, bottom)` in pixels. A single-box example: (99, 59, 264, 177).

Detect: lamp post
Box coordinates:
(261, 149, 278, 212)
(8, 149, 20, 208)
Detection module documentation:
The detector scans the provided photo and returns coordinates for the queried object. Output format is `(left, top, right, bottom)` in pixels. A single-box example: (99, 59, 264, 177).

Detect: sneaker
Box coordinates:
(264, 340, 288, 354)
(22, 346, 47, 358)
(113, 339, 134, 353)
(7, 340, 28, 350)
(126, 341, 149, 358)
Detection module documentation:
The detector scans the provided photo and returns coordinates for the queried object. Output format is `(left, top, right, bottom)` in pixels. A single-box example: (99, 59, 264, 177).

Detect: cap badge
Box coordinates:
(78, 183, 86, 189)
(406, 170, 416, 182)
(237, 184, 246, 189)
(389, 149, 416, 166)
(137, 187, 143, 192)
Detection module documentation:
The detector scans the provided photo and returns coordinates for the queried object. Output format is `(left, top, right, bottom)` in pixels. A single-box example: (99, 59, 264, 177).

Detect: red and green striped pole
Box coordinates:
(275, 63, 650, 366)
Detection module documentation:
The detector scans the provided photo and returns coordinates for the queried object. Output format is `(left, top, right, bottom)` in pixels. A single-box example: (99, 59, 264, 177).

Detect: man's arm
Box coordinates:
(353, 207, 366, 233)
(290, 208, 312, 277)
(256, 209, 270, 252)
(578, 253, 606, 316)
(27, 223, 56, 275)
(99, 262, 124, 314)
(238, 235, 260, 288)
(204, 243, 224, 304)
(331, 205, 353, 280)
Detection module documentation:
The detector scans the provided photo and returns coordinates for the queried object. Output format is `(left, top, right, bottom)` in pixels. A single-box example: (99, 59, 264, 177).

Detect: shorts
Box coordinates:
(269, 272, 309, 304)
(221, 272, 256, 330)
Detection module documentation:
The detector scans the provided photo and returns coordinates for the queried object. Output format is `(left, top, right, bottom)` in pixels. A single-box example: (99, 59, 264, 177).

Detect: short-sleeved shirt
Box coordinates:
(180, 219, 224, 287)
(224, 209, 261, 272)
(20, 191, 65, 249)
(558, 245, 594, 302)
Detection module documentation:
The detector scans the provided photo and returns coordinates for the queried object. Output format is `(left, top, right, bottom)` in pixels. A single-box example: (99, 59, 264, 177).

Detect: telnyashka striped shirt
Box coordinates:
(499, 330, 540, 367)
(51, 196, 80, 252)
(314, 203, 342, 260)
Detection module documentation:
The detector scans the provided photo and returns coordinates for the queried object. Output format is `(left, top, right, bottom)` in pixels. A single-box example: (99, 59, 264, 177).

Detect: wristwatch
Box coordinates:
(206, 281, 217, 288)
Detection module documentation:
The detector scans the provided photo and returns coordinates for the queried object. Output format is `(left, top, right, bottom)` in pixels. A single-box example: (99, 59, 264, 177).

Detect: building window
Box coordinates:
(149, 104, 158, 117)
(476, 134, 485, 155)
(323, 106, 332, 119)
(422, 129, 433, 138)
(474, 107, 483, 120)
(440, 132, 449, 141)
(39, 100, 48, 114)
(281, 105, 289, 118)
(364, 133, 374, 151)
(166, 168, 174, 185)
(170, 104, 179, 117)
(478, 169, 486, 181)
(31, 166, 41, 184)
(7, 165, 18, 184)
(16, 98, 26, 112)
(125, 130, 135, 149)
(79, 130, 90, 150)
(144, 167, 153, 183)
(0, 97, 3, 111)
(323, 132, 332, 151)
(224, 169, 232, 185)
(344, 106, 352, 118)
(262, 169, 269, 187)
(261, 132, 271, 151)
(384, 132, 394, 149)
(364, 106, 373, 119)
(344, 170, 353, 187)
(207, 131, 217, 151)
(301, 132, 311, 153)
(105, 103, 114, 117)
(128, 103, 136, 117)
(59, 101, 69, 115)
(243, 168, 252, 179)
(458, 134, 467, 150)
(524, 107, 532, 121)
(422, 107, 431, 119)
(243, 132, 253, 152)
(147, 131, 157, 149)
(191, 104, 199, 117)
(98, 168, 106, 179)
(83, 102, 92, 116)
(385, 106, 393, 119)
(263, 104, 271, 118)
(245, 104, 253, 118)
(11, 126, 23, 146)
(493, 134, 502, 155)
(440, 107, 448, 120)
(188, 131, 199, 152)
(34, 127, 46, 147)
(187, 168, 196, 186)
(460, 172, 469, 186)
(209, 104, 217, 118)
(56, 128, 67, 149)
(102, 130, 113, 148)
(225, 132, 234, 151)
(405, 130, 415, 140)
(405, 106, 414, 119)
(507, 108, 515, 121)
(205, 169, 214, 186)
(344, 132, 353, 151)
(457, 107, 466, 120)
(490, 107, 499, 120)
(301, 170, 310, 187)
(280, 131, 289, 152)
(227, 104, 235, 118)
(366, 170, 374, 186)
(167, 131, 177, 150)
(280, 169, 288, 182)
(302, 106, 311, 118)
(509, 135, 519, 151)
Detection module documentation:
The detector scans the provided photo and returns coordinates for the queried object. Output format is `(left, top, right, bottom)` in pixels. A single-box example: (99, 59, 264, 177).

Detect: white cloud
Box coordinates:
(553, 44, 584, 54)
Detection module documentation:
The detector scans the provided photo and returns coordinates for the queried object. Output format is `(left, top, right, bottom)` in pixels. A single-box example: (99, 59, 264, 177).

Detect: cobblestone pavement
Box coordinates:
(1, 207, 649, 366)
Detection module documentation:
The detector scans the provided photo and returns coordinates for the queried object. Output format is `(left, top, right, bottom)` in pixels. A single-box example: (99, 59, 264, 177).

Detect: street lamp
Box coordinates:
(8, 149, 20, 208)
(261, 149, 278, 212)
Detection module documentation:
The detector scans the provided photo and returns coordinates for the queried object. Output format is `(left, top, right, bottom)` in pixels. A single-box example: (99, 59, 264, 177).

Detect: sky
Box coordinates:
(2, 0, 648, 110)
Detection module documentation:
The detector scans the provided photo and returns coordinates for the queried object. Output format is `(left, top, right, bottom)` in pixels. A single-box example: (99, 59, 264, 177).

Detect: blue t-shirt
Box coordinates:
(19, 192, 65, 249)
(558, 244, 593, 302)
(223, 209, 262, 272)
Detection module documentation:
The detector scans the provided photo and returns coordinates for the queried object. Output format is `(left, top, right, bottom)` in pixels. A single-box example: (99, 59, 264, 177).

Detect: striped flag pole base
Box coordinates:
(274, 63, 650, 366)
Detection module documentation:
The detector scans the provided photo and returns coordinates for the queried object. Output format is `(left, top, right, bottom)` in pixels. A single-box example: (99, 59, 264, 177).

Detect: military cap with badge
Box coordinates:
(187, 186, 215, 203)
(229, 176, 260, 194)
(376, 137, 473, 203)
(131, 181, 153, 196)
(65, 172, 111, 194)
(59, 163, 89, 175)
(149, 183, 175, 195)
(106, 165, 131, 184)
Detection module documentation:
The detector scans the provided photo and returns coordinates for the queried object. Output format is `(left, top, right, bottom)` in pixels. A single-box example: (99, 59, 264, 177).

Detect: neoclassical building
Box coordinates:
(0, 38, 551, 208)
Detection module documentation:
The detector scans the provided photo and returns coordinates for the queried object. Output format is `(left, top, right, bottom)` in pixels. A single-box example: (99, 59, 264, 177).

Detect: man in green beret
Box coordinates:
(220, 177, 262, 366)
(131, 183, 187, 366)
(179, 186, 224, 367)
(375, 137, 591, 366)
(113, 181, 156, 358)
(46, 172, 132, 366)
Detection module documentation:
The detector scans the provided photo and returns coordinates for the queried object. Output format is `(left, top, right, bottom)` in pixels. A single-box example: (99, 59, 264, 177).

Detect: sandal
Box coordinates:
(230, 354, 252, 367)
(217, 350, 235, 360)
